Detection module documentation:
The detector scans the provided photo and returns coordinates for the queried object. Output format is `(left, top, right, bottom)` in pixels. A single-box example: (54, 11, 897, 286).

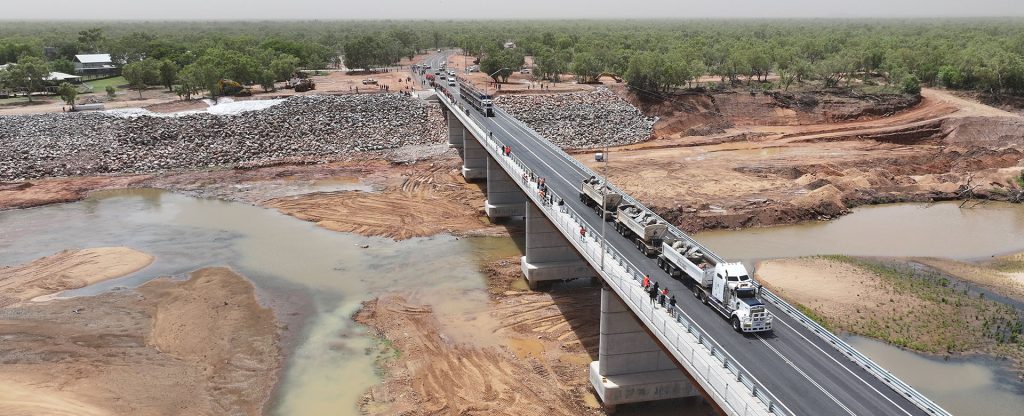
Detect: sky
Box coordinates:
(4, 0, 1024, 20)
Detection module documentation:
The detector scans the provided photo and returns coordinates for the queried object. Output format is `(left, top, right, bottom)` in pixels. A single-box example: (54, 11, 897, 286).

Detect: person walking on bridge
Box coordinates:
(648, 282, 658, 304)
(642, 274, 650, 289)
(579, 226, 587, 242)
(659, 288, 669, 307)
(668, 295, 677, 317)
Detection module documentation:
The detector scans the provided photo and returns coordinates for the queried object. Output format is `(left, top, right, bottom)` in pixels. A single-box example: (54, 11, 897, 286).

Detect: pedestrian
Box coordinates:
(658, 290, 665, 307)
(668, 295, 677, 316)
(660, 288, 669, 307)
(642, 274, 650, 289)
(649, 284, 658, 304)
(579, 226, 586, 241)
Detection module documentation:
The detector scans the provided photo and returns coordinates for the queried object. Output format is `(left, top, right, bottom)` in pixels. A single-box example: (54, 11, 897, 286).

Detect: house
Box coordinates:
(74, 54, 117, 77)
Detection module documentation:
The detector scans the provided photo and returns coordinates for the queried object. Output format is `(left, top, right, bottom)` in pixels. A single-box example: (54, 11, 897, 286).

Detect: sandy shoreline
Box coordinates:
(0, 247, 281, 416)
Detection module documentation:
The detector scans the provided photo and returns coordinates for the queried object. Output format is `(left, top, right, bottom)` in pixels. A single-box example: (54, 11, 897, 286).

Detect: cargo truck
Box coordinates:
(614, 204, 668, 256)
(579, 176, 622, 220)
(657, 237, 773, 332)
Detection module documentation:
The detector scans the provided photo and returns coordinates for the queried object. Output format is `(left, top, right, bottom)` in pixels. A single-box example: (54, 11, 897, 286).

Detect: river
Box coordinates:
(0, 189, 519, 415)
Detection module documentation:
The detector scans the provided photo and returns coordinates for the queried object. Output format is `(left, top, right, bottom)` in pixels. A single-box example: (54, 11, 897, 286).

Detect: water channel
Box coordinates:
(2, 192, 1023, 414)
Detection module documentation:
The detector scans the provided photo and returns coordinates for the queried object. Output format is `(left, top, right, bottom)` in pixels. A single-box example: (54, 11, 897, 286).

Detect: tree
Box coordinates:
(158, 60, 178, 92)
(77, 28, 105, 53)
(105, 85, 116, 98)
(179, 61, 221, 98)
(50, 58, 76, 75)
(256, 70, 276, 92)
(572, 51, 604, 84)
(480, 48, 524, 83)
(901, 74, 921, 95)
(57, 82, 77, 106)
(269, 54, 300, 81)
(5, 56, 50, 102)
(122, 59, 159, 99)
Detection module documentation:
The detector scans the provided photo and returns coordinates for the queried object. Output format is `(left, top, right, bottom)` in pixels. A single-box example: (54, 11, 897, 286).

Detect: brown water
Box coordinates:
(0, 189, 520, 415)
(696, 201, 1024, 262)
(693, 201, 1024, 415)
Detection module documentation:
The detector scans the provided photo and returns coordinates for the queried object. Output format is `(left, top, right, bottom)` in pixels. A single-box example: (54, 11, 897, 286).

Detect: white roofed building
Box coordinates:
(74, 53, 117, 77)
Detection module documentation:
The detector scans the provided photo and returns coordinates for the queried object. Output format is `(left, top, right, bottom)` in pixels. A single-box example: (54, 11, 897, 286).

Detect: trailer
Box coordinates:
(457, 79, 495, 117)
(614, 204, 668, 256)
(657, 238, 773, 332)
(579, 176, 622, 220)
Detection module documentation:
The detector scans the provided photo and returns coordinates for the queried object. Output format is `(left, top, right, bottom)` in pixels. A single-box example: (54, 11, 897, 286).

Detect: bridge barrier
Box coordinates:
(442, 94, 785, 416)
(493, 105, 951, 416)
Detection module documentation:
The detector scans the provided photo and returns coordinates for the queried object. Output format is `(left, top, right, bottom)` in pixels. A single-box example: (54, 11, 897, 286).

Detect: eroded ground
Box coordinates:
(0, 248, 280, 416)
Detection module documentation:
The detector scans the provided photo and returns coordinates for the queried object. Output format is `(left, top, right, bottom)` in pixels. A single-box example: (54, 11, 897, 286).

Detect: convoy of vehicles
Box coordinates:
(579, 176, 773, 333)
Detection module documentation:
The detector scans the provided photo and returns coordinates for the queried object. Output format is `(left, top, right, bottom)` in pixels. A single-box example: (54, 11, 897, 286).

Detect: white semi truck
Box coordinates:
(615, 204, 669, 257)
(657, 237, 773, 332)
(579, 177, 623, 220)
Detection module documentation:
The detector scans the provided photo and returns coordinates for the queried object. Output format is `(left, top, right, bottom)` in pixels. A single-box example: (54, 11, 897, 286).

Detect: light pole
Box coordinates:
(600, 144, 609, 271)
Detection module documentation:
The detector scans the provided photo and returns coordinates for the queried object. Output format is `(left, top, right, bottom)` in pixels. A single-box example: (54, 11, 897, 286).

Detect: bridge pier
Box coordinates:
(520, 203, 592, 289)
(461, 128, 487, 181)
(590, 286, 698, 410)
(446, 111, 464, 156)
(485, 155, 526, 219)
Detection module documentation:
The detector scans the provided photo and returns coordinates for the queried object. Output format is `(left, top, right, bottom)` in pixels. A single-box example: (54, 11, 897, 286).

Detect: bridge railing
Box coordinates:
(493, 105, 951, 416)
(444, 96, 786, 416)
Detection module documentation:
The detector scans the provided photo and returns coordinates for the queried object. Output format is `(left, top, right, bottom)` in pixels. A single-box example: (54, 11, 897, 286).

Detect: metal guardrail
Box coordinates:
(442, 94, 785, 416)
(493, 104, 951, 416)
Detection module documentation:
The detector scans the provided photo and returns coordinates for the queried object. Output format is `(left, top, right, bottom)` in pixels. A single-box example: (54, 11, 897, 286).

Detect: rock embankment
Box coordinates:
(0, 94, 445, 181)
(495, 87, 655, 149)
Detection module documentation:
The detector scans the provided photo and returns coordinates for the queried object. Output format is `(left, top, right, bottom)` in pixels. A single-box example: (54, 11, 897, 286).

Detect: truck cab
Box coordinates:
(710, 263, 772, 332)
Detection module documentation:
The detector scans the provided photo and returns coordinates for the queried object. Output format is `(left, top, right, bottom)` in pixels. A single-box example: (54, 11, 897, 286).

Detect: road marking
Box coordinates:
(756, 334, 858, 416)
(770, 310, 917, 416)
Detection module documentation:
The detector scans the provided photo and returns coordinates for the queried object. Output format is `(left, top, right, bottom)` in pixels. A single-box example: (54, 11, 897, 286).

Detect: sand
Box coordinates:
(0, 247, 154, 306)
(0, 266, 280, 416)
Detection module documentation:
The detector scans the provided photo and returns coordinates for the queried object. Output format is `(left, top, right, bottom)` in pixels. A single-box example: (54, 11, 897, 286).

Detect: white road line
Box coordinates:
(771, 311, 916, 416)
(757, 335, 858, 416)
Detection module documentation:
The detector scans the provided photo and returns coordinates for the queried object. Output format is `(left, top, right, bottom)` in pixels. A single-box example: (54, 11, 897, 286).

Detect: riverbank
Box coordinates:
(0, 251, 280, 415)
(757, 255, 1024, 377)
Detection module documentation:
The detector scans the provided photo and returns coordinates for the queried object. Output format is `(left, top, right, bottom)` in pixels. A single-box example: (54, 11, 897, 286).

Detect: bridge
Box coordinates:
(418, 52, 951, 416)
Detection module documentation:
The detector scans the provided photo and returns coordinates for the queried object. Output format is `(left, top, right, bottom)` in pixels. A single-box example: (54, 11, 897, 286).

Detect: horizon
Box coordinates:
(2, 0, 1023, 20)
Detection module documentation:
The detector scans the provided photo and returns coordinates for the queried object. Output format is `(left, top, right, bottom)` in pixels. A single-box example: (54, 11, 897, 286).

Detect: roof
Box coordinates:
(46, 72, 81, 81)
(75, 54, 112, 64)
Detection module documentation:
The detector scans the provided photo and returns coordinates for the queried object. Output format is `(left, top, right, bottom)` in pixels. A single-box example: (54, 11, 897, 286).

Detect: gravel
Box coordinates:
(0, 94, 446, 181)
(494, 87, 655, 149)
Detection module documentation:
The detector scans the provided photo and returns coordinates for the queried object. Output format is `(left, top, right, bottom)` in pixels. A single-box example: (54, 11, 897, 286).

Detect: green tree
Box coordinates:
(158, 60, 178, 92)
(179, 61, 221, 98)
(256, 70, 276, 92)
(269, 54, 300, 81)
(480, 48, 524, 83)
(122, 59, 159, 99)
(56, 82, 78, 106)
(901, 74, 922, 95)
(50, 58, 76, 75)
(77, 28, 105, 53)
(572, 51, 604, 84)
(105, 85, 116, 98)
(5, 56, 50, 102)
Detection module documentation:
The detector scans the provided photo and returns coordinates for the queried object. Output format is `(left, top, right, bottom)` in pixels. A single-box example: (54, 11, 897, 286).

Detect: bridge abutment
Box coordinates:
(461, 128, 487, 181)
(590, 286, 698, 409)
(485, 156, 526, 219)
(446, 112, 464, 156)
(520, 203, 592, 289)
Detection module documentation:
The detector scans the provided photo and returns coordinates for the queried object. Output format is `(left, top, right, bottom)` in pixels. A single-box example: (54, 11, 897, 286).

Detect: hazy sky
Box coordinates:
(5, 0, 1024, 20)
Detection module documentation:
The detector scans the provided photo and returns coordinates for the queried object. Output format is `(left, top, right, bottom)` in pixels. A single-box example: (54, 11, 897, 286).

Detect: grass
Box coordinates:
(0, 96, 30, 104)
(812, 255, 1023, 356)
(83, 76, 128, 93)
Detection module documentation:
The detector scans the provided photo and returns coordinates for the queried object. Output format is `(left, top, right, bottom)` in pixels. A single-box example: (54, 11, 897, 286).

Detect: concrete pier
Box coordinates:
(485, 156, 526, 219)
(461, 128, 487, 181)
(590, 286, 698, 410)
(520, 203, 592, 289)
(447, 112, 464, 155)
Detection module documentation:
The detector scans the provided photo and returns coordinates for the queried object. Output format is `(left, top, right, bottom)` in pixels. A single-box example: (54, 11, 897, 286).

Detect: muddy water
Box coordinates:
(696, 201, 1024, 262)
(0, 189, 519, 415)
(845, 335, 1024, 416)
(693, 201, 1024, 414)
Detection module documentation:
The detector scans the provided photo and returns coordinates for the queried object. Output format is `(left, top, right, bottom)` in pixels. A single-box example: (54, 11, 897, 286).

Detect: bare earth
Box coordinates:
(355, 256, 711, 416)
(0, 247, 153, 306)
(0, 265, 280, 416)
